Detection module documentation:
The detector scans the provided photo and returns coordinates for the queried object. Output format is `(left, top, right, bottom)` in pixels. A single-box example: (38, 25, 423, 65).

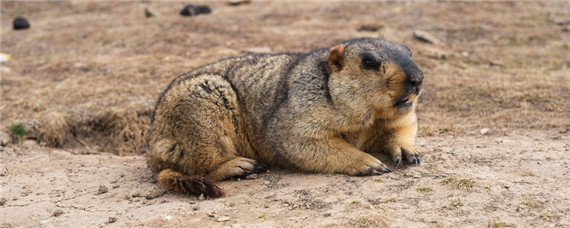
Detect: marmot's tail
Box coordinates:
(157, 169, 225, 198)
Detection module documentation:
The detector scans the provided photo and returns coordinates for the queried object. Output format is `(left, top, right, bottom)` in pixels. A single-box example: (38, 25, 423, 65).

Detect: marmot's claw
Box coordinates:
(241, 169, 254, 176)
(254, 163, 269, 172)
(395, 158, 402, 166)
(384, 168, 392, 173)
(373, 170, 383, 175)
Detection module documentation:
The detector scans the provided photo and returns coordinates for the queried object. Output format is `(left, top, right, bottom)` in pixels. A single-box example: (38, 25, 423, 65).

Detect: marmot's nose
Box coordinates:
(407, 71, 423, 86)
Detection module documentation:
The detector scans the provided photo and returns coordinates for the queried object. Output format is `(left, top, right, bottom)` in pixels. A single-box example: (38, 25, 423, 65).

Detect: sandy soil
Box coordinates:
(1, 130, 569, 228)
(1, 1, 569, 227)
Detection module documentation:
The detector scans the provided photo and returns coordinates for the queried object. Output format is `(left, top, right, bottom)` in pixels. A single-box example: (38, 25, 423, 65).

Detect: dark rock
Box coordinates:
(180, 4, 212, 16)
(13, 17, 30, 30)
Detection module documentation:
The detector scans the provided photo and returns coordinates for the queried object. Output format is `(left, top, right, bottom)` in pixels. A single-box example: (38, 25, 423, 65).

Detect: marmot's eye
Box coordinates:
(362, 57, 379, 70)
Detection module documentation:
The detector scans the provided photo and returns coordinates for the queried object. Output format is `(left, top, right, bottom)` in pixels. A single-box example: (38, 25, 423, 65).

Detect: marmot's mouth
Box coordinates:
(395, 93, 417, 110)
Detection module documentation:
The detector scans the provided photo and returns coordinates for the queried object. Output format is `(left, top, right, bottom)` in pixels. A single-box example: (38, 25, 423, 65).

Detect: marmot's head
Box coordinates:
(327, 37, 423, 118)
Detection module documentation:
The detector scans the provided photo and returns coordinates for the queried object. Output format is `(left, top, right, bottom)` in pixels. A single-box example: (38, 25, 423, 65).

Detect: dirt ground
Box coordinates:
(1, 1, 569, 227)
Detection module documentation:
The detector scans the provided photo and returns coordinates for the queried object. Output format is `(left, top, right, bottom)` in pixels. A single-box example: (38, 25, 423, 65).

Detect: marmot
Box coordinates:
(147, 37, 424, 197)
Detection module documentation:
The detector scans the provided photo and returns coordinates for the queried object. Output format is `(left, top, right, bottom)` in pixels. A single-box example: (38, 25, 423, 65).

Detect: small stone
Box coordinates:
(413, 30, 441, 44)
(13, 17, 30, 30)
(241, 47, 271, 54)
(145, 8, 159, 18)
(489, 60, 505, 67)
(324, 212, 331, 217)
(193, 205, 200, 211)
(228, 0, 251, 6)
(0, 198, 7, 206)
(52, 209, 64, 217)
(480, 128, 490, 135)
(358, 24, 384, 32)
(108, 217, 117, 223)
(0, 132, 11, 146)
(22, 140, 39, 148)
(216, 216, 230, 222)
(199, 193, 205, 201)
(145, 189, 166, 199)
(97, 185, 108, 195)
(207, 212, 216, 217)
(418, 46, 449, 60)
(562, 26, 570, 32)
(552, 17, 570, 26)
(180, 4, 212, 16)
(461, 51, 469, 57)
(245, 173, 258, 180)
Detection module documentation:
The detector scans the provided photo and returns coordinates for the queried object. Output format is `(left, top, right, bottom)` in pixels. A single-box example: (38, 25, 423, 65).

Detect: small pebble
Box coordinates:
(216, 216, 230, 222)
(246, 174, 258, 180)
(52, 209, 64, 217)
(413, 30, 441, 44)
(108, 217, 117, 223)
(97, 185, 108, 195)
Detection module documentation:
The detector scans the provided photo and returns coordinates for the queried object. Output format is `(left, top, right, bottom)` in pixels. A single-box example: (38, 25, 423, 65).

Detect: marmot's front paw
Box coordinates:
(385, 143, 422, 166)
(342, 153, 392, 176)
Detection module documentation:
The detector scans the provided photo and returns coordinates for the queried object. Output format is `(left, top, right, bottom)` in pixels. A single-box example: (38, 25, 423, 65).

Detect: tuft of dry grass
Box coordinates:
(37, 111, 72, 147)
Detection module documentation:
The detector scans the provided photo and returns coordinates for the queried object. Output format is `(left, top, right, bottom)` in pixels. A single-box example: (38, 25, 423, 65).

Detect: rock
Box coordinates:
(97, 185, 109, 195)
(480, 128, 490, 135)
(228, 0, 251, 6)
(107, 217, 117, 223)
(357, 24, 384, 32)
(13, 17, 30, 30)
(241, 47, 271, 54)
(413, 30, 441, 44)
(245, 173, 258, 180)
(0, 198, 7, 206)
(216, 216, 230, 222)
(145, 188, 166, 199)
(52, 209, 64, 217)
(0, 132, 11, 146)
(418, 46, 449, 60)
(22, 140, 39, 148)
(180, 4, 212, 16)
(552, 17, 570, 26)
(563, 25, 570, 32)
(489, 60, 505, 67)
(199, 193, 205, 201)
(145, 8, 158, 18)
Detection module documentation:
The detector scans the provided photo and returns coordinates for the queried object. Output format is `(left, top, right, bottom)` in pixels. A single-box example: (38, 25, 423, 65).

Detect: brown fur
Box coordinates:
(147, 37, 424, 197)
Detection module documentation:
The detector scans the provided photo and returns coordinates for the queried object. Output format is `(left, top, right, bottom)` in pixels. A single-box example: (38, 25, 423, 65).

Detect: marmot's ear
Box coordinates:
(328, 45, 345, 72)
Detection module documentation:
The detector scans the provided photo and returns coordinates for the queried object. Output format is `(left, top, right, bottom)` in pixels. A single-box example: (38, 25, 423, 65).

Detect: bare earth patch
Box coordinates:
(1, 1, 569, 227)
(1, 130, 569, 227)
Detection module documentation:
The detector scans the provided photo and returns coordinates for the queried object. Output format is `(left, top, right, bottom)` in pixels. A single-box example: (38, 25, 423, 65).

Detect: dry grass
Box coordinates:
(1, 1, 569, 154)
